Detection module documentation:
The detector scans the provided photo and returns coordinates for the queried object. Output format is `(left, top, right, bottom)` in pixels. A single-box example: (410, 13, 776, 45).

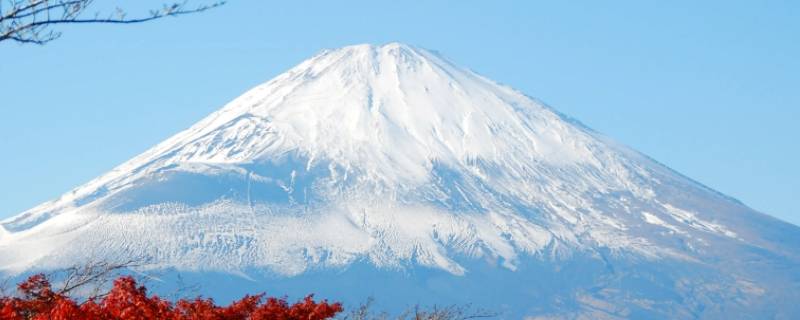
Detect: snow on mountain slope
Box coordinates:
(2, 43, 799, 318)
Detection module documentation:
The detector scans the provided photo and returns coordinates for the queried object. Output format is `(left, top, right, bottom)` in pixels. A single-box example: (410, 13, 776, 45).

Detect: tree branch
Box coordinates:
(0, 0, 224, 45)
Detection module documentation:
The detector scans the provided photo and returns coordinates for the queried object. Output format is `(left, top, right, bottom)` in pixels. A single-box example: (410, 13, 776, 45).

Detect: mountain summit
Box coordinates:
(2, 43, 799, 318)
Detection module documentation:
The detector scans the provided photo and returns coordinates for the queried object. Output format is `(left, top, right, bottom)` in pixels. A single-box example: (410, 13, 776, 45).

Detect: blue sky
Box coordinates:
(0, 1, 798, 225)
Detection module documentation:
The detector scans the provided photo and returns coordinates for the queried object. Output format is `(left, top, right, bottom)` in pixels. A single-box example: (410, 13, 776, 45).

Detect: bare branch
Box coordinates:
(0, 277, 11, 296)
(0, 0, 225, 45)
(342, 300, 499, 320)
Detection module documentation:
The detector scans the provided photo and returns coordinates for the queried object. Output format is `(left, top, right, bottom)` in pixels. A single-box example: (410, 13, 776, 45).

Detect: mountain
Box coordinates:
(2, 43, 799, 319)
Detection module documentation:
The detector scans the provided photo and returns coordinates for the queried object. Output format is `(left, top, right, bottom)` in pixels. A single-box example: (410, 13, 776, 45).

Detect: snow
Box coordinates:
(3, 44, 611, 227)
(0, 43, 751, 272)
(661, 203, 738, 238)
(1, 43, 798, 319)
(641, 211, 684, 234)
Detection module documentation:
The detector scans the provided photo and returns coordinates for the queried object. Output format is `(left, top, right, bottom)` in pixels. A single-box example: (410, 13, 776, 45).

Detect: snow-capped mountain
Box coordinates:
(2, 43, 799, 319)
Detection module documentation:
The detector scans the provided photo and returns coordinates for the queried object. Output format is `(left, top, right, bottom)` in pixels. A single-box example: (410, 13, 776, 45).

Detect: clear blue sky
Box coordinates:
(1, 1, 798, 225)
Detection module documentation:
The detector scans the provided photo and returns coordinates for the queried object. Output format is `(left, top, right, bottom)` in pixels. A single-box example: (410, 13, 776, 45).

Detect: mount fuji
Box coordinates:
(2, 43, 799, 319)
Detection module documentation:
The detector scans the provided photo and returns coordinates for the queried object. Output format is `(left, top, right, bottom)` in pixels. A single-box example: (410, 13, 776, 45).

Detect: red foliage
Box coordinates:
(0, 274, 342, 320)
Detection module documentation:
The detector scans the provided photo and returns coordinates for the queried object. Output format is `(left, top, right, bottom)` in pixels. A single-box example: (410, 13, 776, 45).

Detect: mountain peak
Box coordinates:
(122, 41, 600, 181)
(0, 43, 694, 240)
(318, 42, 426, 59)
(297, 42, 438, 79)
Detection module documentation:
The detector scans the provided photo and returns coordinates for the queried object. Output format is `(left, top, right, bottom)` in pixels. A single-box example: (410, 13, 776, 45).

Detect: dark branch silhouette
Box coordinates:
(0, 0, 225, 45)
(342, 298, 499, 320)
